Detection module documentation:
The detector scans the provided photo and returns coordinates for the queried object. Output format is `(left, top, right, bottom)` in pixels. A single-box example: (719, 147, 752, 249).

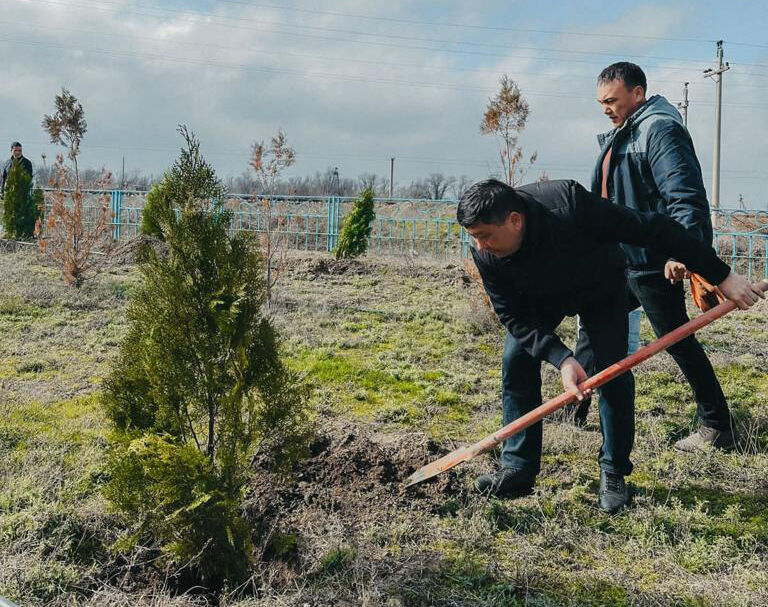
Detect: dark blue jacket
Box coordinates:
(471, 180, 730, 368)
(592, 95, 712, 276)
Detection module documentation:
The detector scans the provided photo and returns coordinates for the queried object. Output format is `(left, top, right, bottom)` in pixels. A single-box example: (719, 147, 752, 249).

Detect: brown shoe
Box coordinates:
(674, 426, 736, 452)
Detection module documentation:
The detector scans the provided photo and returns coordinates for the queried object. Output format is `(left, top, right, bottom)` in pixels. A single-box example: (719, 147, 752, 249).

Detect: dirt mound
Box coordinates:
(246, 424, 468, 535)
(294, 257, 370, 277)
(290, 254, 470, 285)
(296, 428, 463, 504)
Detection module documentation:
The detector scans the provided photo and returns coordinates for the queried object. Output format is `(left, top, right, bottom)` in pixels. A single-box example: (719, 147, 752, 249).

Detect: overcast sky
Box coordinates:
(1, 0, 767, 207)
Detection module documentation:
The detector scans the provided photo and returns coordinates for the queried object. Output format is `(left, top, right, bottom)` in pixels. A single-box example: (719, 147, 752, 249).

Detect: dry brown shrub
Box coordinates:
(35, 88, 113, 287)
(250, 130, 296, 308)
(35, 155, 113, 287)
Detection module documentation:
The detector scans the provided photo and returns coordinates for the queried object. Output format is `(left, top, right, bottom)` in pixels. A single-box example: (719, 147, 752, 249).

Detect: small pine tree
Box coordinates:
(103, 130, 312, 590)
(2, 160, 39, 239)
(140, 179, 172, 239)
(334, 188, 375, 259)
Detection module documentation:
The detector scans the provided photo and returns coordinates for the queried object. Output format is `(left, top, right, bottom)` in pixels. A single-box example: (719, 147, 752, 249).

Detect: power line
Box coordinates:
(0, 20, 705, 82)
(14, 19, 768, 88)
(14, 17, 768, 92)
(145, 0, 725, 45)
(212, 1, 768, 52)
(5, 32, 768, 109)
(10, 0, 762, 74)
(0, 16, 724, 69)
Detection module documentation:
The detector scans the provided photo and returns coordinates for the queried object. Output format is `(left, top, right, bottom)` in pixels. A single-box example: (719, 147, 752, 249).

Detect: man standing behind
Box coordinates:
(575, 62, 734, 452)
(1, 142, 33, 197)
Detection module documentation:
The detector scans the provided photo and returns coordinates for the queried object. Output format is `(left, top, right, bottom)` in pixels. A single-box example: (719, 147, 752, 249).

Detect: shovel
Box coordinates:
(405, 279, 768, 487)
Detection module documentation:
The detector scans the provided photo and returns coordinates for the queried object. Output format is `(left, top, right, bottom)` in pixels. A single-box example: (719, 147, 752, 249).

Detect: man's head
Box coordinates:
(597, 62, 647, 127)
(457, 179, 526, 257)
(10, 142, 22, 159)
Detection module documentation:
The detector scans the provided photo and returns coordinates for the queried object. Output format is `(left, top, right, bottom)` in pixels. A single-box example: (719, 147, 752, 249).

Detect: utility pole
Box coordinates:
(677, 81, 689, 127)
(704, 40, 729, 226)
(389, 157, 395, 199)
(121, 156, 125, 189)
(329, 167, 340, 196)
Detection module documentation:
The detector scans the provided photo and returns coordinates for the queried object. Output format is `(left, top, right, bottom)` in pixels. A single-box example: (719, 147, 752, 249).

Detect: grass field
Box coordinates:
(1, 243, 767, 606)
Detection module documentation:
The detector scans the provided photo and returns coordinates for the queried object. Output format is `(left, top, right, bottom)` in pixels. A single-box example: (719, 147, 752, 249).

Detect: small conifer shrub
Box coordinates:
(103, 129, 312, 590)
(335, 188, 375, 259)
(2, 160, 40, 239)
(139, 180, 172, 239)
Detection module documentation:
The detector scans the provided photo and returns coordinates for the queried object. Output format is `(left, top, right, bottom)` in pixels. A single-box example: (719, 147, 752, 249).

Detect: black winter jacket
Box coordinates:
(591, 95, 711, 276)
(471, 180, 730, 368)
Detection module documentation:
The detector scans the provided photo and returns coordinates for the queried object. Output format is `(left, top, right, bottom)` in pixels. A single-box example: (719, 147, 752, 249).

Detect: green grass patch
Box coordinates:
(0, 294, 43, 318)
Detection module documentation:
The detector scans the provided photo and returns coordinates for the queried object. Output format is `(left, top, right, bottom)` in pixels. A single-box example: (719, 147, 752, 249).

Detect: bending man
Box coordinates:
(458, 178, 762, 512)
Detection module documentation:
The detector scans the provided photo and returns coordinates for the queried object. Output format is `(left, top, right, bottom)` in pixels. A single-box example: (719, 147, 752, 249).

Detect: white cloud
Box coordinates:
(0, 0, 764, 206)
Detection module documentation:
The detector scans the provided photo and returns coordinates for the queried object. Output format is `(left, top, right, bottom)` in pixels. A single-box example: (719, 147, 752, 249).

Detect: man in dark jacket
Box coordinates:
(1, 142, 33, 197)
(458, 178, 762, 512)
(574, 62, 736, 452)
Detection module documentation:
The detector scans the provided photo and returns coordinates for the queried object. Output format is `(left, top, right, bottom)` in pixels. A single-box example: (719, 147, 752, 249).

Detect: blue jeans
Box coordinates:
(500, 287, 635, 476)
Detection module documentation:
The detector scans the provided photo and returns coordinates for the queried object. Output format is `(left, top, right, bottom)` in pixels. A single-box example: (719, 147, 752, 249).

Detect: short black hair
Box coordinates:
(597, 62, 647, 92)
(456, 179, 525, 227)
(10, 141, 21, 148)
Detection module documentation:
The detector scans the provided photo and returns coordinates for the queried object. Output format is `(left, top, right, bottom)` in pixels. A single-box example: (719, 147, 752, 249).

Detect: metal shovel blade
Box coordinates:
(404, 446, 473, 487)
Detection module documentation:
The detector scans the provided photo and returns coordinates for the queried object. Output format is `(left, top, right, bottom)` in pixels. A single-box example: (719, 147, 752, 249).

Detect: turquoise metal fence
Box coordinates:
(35, 189, 768, 277)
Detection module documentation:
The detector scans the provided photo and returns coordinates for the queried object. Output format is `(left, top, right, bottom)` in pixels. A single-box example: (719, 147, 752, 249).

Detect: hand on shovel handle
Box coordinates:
(718, 272, 766, 310)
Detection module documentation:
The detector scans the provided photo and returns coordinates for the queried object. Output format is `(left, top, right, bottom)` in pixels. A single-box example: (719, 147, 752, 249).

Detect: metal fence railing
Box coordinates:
(9, 189, 768, 278)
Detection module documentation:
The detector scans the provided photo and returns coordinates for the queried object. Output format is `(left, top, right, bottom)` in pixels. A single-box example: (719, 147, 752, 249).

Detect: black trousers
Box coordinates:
(501, 285, 635, 476)
(575, 273, 732, 431)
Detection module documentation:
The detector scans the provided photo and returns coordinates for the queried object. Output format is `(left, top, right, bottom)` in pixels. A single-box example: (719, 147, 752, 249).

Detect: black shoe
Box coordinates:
(474, 467, 536, 498)
(598, 471, 631, 513)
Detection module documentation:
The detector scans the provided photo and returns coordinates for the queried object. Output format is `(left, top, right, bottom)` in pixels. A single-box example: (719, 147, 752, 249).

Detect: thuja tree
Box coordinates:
(141, 125, 225, 240)
(139, 179, 171, 239)
(334, 188, 375, 259)
(103, 130, 312, 590)
(3, 160, 41, 239)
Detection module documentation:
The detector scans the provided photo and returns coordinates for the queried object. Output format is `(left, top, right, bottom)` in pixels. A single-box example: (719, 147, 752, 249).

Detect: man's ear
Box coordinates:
(507, 211, 523, 230)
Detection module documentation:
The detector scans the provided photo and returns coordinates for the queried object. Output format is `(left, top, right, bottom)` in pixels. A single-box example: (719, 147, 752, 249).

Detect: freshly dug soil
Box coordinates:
(248, 423, 467, 523)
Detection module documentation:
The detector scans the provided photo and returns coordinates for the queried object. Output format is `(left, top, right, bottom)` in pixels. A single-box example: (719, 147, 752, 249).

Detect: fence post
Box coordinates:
(326, 196, 341, 251)
(110, 189, 123, 240)
(460, 226, 471, 258)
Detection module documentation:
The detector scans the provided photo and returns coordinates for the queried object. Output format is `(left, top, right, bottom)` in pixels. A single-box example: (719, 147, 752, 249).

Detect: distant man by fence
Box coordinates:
(1, 141, 33, 197)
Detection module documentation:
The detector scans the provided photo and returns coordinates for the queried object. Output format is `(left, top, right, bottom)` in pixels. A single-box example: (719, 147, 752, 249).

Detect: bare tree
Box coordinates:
(249, 129, 296, 307)
(451, 175, 472, 200)
(481, 75, 537, 185)
(357, 173, 381, 195)
(426, 173, 456, 200)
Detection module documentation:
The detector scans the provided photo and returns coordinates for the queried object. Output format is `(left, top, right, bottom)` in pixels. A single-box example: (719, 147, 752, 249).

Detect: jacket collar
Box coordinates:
(596, 94, 665, 148)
